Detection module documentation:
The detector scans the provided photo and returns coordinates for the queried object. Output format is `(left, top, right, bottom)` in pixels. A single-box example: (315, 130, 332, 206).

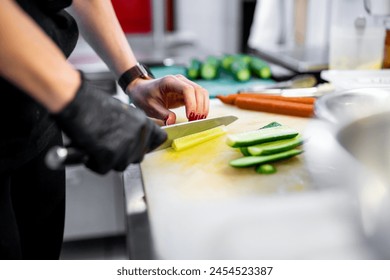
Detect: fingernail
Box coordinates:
(164, 115, 169, 125)
(196, 114, 201, 120)
(189, 112, 195, 120)
(201, 114, 206, 119)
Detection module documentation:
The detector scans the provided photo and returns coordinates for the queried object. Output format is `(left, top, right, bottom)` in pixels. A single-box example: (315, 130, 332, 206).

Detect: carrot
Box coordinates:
(237, 93, 316, 104)
(216, 94, 238, 105)
(235, 96, 314, 118)
(216, 93, 316, 105)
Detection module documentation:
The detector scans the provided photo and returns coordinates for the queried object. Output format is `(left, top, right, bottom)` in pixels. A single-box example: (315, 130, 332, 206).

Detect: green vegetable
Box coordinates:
(250, 58, 271, 79)
(221, 55, 235, 71)
(240, 147, 251, 156)
(204, 56, 221, 67)
(247, 136, 303, 156)
(237, 54, 253, 65)
(256, 164, 277, 174)
(185, 59, 201, 80)
(200, 56, 220, 80)
(229, 149, 303, 167)
(226, 126, 299, 148)
(172, 125, 226, 151)
(230, 60, 251, 82)
(260, 122, 282, 129)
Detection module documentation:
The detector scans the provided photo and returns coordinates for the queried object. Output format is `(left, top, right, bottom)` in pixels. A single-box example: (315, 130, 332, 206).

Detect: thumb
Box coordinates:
(164, 111, 176, 125)
(148, 99, 177, 125)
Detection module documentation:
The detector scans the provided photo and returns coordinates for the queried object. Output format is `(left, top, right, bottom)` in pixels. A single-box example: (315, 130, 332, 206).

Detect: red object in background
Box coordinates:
(166, 0, 174, 31)
(112, 0, 152, 34)
(112, 0, 174, 34)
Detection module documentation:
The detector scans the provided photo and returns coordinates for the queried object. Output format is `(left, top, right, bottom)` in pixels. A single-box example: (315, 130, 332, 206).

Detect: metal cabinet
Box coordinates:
(64, 166, 125, 241)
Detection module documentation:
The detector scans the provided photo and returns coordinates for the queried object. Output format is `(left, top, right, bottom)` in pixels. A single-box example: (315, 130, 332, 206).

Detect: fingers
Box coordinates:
(148, 98, 177, 125)
(161, 75, 209, 121)
(175, 74, 209, 120)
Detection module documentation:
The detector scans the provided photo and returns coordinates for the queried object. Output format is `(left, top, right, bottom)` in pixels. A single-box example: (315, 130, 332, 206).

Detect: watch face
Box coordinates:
(118, 63, 155, 92)
(140, 63, 155, 79)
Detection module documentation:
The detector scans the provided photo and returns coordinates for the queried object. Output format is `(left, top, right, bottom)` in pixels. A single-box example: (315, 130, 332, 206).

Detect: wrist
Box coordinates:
(47, 70, 81, 113)
(125, 75, 153, 92)
(118, 63, 155, 93)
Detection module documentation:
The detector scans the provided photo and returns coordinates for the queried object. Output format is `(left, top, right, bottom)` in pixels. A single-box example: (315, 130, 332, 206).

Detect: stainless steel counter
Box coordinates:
(122, 164, 154, 260)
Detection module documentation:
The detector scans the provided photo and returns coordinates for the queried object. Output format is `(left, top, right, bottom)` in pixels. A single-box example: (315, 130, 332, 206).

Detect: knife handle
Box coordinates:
(45, 146, 87, 170)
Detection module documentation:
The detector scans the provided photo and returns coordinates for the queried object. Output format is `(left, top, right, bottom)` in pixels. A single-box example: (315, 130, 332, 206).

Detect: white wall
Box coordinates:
(175, 0, 241, 54)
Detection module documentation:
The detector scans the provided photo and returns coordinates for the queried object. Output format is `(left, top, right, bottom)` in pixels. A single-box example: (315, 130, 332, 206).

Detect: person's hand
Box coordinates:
(52, 73, 167, 174)
(126, 74, 209, 125)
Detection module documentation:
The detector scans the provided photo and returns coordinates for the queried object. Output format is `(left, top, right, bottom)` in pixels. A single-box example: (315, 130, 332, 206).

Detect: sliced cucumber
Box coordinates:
(230, 149, 303, 168)
(240, 147, 251, 156)
(226, 126, 299, 148)
(172, 125, 226, 151)
(260, 121, 282, 129)
(256, 164, 277, 174)
(247, 136, 303, 156)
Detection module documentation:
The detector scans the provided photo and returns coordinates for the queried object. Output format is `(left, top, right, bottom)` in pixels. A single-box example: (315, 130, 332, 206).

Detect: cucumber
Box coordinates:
(204, 56, 221, 67)
(185, 59, 201, 80)
(250, 58, 271, 79)
(230, 60, 251, 82)
(172, 125, 226, 151)
(260, 121, 282, 129)
(221, 55, 235, 71)
(200, 56, 220, 80)
(237, 54, 253, 65)
(230, 149, 303, 168)
(240, 147, 251, 156)
(200, 64, 218, 80)
(247, 136, 303, 156)
(226, 126, 299, 148)
(256, 164, 277, 174)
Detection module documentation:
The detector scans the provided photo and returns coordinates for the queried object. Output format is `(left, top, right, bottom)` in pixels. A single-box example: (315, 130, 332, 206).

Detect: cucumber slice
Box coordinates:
(230, 149, 303, 168)
(172, 125, 226, 151)
(256, 164, 277, 174)
(240, 147, 251, 156)
(226, 126, 299, 148)
(260, 121, 282, 129)
(247, 136, 303, 156)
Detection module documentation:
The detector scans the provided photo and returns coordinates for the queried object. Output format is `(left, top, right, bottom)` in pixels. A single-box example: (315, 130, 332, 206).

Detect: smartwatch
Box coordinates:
(118, 63, 155, 92)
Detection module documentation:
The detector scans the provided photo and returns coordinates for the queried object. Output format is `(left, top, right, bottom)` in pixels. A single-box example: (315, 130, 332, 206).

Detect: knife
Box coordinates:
(237, 74, 317, 93)
(45, 115, 238, 170)
(236, 83, 335, 98)
(154, 115, 237, 151)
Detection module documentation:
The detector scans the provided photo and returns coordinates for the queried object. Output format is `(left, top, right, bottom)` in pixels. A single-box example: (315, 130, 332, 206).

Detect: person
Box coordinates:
(0, 0, 209, 259)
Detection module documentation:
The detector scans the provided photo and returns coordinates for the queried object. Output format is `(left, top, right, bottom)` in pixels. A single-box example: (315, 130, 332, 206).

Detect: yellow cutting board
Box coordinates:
(141, 99, 313, 201)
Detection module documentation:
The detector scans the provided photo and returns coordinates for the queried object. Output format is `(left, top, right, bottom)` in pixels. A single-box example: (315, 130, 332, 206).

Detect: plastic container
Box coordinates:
(329, 0, 386, 70)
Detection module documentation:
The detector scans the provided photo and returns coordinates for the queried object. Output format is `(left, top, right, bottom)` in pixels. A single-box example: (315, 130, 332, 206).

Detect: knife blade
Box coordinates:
(154, 115, 238, 151)
(45, 115, 238, 169)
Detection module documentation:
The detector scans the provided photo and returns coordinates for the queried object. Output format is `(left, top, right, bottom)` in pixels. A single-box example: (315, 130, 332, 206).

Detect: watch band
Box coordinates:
(118, 63, 154, 92)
